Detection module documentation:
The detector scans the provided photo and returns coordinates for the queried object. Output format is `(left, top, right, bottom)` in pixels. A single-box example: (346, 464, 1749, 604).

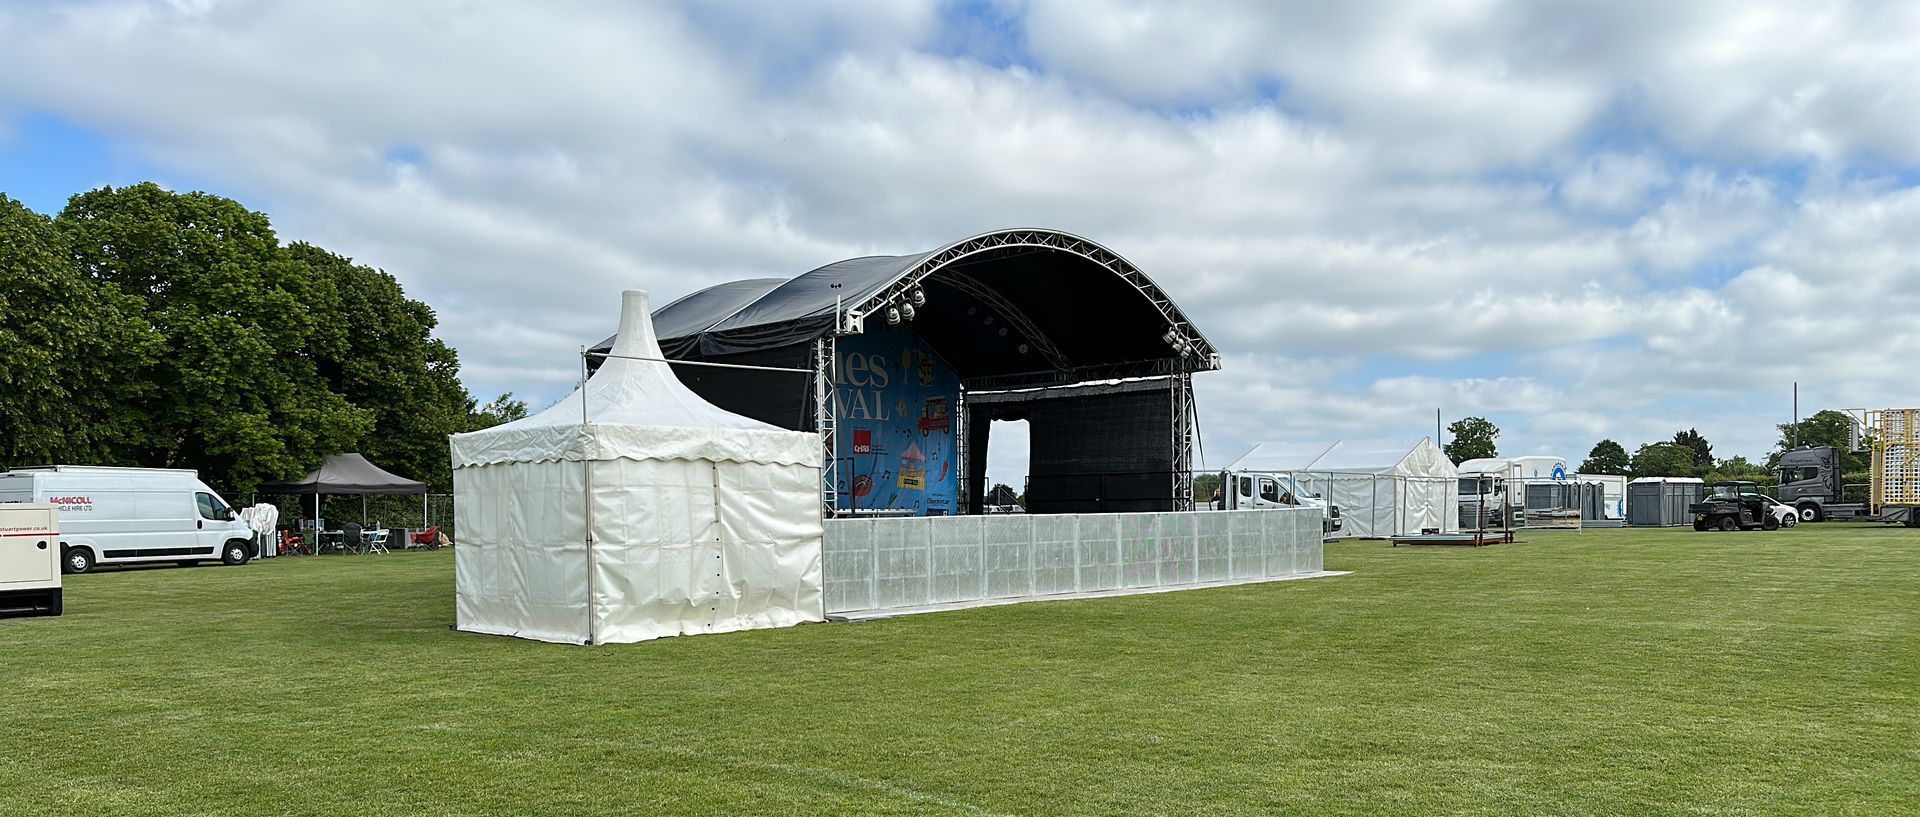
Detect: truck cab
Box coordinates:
(1216, 471, 1342, 534)
(1772, 411, 1919, 526)
(1454, 456, 1572, 529)
(1776, 446, 1843, 522)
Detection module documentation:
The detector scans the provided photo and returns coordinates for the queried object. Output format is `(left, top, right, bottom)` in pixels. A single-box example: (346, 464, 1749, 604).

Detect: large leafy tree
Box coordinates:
(1772, 410, 1868, 472)
(1578, 439, 1630, 475)
(1193, 472, 1223, 505)
(0, 195, 163, 465)
(1630, 443, 1696, 478)
(289, 243, 471, 489)
(1671, 428, 1714, 470)
(57, 184, 371, 494)
(466, 392, 530, 431)
(1443, 416, 1499, 464)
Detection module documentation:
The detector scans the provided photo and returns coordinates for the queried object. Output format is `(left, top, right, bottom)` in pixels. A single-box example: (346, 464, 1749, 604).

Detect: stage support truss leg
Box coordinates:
(814, 336, 839, 517)
(1172, 373, 1194, 512)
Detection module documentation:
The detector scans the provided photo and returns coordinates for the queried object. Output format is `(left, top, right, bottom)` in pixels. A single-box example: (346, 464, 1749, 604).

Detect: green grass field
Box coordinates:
(2, 526, 1915, 816)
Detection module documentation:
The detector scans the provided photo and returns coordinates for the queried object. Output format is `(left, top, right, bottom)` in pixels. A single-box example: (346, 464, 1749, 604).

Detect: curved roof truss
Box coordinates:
(598, 227, 1221, 391)
(840, 228, 1218, 372)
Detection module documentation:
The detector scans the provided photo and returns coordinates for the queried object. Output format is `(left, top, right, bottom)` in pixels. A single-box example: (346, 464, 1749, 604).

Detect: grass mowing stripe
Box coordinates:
(0, 526, 1913, 816)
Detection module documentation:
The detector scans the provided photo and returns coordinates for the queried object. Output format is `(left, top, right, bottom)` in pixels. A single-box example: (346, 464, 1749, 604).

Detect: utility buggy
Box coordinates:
(1689, 481, 1797, 531)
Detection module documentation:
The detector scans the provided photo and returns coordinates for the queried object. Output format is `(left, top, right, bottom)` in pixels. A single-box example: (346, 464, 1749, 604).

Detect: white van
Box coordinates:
(1214, 471, 1343, 534)
(0, 466, 256, 574)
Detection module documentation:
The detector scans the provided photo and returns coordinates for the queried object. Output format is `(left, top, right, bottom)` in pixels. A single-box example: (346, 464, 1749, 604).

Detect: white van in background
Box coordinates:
(1214, 471, 1343, 535)
(0, 466, 256, 574)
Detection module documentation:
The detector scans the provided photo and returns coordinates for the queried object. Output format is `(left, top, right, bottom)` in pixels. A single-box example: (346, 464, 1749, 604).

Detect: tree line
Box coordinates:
(0, 184, 525, 496)
(1440, 411, 1869, 484)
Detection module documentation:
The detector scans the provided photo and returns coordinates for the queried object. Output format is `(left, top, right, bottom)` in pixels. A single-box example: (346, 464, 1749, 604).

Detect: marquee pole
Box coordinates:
(581, 346, 597, 645)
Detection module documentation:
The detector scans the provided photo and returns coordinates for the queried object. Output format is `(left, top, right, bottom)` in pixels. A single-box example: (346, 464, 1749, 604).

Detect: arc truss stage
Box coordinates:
(594, 228, 1222, 517)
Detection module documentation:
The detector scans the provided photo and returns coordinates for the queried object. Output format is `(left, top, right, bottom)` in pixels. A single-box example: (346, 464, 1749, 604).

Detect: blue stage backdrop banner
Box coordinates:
(833, 324, 960, 516)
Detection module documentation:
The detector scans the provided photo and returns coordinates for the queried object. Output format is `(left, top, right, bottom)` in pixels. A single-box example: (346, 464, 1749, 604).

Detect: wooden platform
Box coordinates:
(1390, 531, 1516, 547)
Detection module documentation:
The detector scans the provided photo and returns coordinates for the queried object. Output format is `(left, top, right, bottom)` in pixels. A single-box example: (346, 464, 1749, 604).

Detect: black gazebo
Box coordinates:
(259, 453, 428, 532)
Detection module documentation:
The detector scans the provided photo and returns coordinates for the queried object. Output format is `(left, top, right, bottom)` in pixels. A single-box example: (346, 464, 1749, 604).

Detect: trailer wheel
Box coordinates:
(1796, 503, 1822, 523)
(222, 540, 253, 566)
(1762, 515, 1779, 531)
(1693, 520, 1708, 531)
(63, 546, 95, 575)
(1716, 516, 1738, 531)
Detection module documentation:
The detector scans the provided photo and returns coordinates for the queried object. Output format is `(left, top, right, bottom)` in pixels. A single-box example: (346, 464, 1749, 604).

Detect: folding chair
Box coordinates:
(280, 530, 312, 556)
(339, 522, 365, 556)
(364, 528, 390, 554)
(411, 526, 441, 550)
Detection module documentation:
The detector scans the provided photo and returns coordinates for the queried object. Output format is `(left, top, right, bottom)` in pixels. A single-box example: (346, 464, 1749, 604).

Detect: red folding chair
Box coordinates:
(280, 530, 312, 556)
(410, 527, 441, 550)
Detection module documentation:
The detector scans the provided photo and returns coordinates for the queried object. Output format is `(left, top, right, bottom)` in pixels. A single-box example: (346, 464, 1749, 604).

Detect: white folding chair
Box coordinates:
(365, 528, 390, 554)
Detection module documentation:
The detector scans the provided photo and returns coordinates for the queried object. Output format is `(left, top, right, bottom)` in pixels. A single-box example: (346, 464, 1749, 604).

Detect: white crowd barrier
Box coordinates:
(823, 507, 1325, 616)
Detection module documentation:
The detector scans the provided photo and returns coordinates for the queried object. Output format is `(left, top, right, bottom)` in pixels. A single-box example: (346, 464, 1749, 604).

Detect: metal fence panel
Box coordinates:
(1031, 515, 1080, 596)
(1075, 515, 1122, 591)
(1118, 514, 1161, 589)
(874, 517, 931, 610)
(1228, 511, 1264, 580)
(821, 518, 872, 614)
(1157, 511, 1197, 586)
(1194, 512, 1232, 582)
(930, 515, 981, 605)
(823, 508, 1324, 615)
(985, 514, 1035, 599)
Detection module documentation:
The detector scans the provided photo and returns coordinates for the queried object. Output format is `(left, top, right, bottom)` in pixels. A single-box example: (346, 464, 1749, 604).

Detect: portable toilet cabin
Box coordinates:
(1626, 477, 1704, 527)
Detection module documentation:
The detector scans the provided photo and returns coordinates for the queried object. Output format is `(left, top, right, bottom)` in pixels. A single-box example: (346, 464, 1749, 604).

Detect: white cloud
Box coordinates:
(1561, 152, 1670, 212)
(1, 0, 1917, 471)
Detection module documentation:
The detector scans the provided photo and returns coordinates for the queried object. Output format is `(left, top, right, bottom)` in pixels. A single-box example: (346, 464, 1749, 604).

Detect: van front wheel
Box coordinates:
(63, 546, 94, 575)
(222, 540, 252, 566)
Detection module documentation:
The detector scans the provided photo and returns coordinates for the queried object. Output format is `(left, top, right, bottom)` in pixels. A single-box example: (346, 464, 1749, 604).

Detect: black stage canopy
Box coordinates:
(593, 228, 1221, 425)
(592, 228, 1215, 513)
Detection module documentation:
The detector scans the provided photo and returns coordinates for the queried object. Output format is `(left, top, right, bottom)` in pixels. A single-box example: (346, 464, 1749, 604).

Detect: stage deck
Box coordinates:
(1389, 531, 1516, 547)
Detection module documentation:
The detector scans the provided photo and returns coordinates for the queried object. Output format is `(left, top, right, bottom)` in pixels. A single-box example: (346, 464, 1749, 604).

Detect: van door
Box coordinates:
(1235, 476, 1254, 510)
(1257, 477, 1282, 508)
(194, 491, 234, 556)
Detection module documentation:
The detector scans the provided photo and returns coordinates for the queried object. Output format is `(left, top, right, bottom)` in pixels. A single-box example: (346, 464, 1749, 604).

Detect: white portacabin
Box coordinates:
(0, 503, 62, 617)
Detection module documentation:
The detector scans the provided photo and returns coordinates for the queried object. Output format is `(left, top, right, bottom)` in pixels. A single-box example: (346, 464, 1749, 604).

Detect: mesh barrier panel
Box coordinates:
(823, 508, 1325, 615)
(822, 518, 874, 613)
(875, 517, 931, 610)
(1031, 515, 1080, 596)
(1195, 513, 1232, 582)
(930, 516, 982, 605)
(985, 515, 1035, 599)
(1075, 514, 1122, 592)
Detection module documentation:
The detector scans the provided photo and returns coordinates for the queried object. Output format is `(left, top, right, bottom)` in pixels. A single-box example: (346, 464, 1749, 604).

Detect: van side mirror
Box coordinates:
(226, 509, 238, 521)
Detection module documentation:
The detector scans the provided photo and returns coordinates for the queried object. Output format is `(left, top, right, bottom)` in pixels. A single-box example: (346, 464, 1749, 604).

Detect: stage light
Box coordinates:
(885, 306, 902, 325)
(997, 327, 1008, 337)
(909, 287, 927, 307)
(983, 316, 995, 326)
(899, 302, 916, 321)
(1161, 329, 1178, 346)
(1017, 343, 1030, 354)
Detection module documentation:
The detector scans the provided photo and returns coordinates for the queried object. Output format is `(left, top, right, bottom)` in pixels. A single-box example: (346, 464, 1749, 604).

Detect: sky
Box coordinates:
(3, 0, 1918, 487)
